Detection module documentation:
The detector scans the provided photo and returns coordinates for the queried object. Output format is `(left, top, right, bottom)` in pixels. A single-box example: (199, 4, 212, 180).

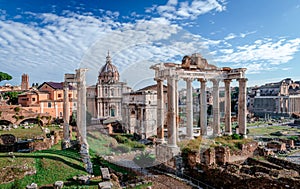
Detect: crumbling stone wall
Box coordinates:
(215, 146, 230, 165)
(193, 162, 300, 189)
(201, 148, 215, 165)
(267, 156, 300, 173)
(53, 130, 63, 144)
(30, 138, 52, 151)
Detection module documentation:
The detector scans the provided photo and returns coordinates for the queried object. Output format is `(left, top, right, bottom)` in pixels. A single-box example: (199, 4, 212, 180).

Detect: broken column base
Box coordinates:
(156, 144, 180, 164)
(80, 143, 93, 174)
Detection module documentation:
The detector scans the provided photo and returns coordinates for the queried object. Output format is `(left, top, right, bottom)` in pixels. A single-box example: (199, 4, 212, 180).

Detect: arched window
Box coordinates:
(111, 88, 114, 96)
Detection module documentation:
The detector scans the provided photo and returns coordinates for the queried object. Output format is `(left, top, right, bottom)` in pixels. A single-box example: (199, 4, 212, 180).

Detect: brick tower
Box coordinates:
(21, 74, 29, 90)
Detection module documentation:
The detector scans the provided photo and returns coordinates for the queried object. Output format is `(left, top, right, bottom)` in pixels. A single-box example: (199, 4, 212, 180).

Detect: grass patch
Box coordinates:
(248, 125, 300, 136)
(0, 147, 88, 188)
(87, 131, 117, 155)
(0, 124, 44, 139)
(213, 135, 253, 151)
(110, 134, 146, 152)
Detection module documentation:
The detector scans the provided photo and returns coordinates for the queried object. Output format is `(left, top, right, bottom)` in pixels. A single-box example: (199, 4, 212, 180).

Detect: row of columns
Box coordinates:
(156, 77, 248, 148)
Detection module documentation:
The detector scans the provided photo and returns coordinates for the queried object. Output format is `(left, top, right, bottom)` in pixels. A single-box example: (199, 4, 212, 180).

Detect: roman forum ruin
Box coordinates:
(151, 53, 247, 157)
(63, 68, 92, 174)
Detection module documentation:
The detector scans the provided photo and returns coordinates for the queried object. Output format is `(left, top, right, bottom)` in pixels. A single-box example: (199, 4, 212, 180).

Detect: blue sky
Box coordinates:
(1, 0, 300, 89)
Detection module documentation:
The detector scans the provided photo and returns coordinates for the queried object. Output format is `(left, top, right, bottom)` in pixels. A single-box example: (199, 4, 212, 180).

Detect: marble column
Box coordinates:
(156, 79, 165, 143)
(224, 79, 232, 135)
(185, 78, 194, 139)
(199, 79, 207, 136)
(212, 79, 220, 136)
(167, 77, 177, 148)
(238, 78, 247, 137)
(76, 68, 88, 145)
(175, 78, 179, 142)
(63, 81, 70, 145)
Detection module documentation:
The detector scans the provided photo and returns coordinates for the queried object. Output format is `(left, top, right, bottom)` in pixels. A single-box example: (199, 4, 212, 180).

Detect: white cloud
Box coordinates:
(215, 38, 300, 73)
(1, 1, 300, 89)
(224, 33, 237, 40)
(151, 0, 226, 20)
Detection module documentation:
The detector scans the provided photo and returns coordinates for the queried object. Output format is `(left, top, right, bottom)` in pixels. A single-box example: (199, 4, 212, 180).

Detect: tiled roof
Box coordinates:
(38, 82, 75, 90)
(137, 84, 167, 92)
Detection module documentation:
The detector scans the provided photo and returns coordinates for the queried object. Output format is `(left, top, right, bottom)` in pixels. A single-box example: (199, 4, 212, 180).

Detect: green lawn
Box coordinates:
(248, 125, 300, 136)
(0, 124, 44, 139)
(87, 131, 116, 155)
(0, 147, 93, 189)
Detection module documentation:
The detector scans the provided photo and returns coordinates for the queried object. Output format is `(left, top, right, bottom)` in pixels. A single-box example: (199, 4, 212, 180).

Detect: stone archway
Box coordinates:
(0, 120, 13, 126)
(19, 118, 43, 126)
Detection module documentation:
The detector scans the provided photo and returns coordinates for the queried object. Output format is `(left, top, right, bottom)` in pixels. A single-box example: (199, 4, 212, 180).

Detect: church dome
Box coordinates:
(98, 52, 119, 84)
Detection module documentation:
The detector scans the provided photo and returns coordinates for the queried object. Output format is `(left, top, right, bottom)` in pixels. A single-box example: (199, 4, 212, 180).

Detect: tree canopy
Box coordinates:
(0, 72, 12, 82)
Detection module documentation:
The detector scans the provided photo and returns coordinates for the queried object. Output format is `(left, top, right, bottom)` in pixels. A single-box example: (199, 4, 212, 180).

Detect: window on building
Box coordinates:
(48, 102, 51, 108)
(32, 98, 35, 101)
(111, 109, 115, 117)
(58, 94, 62, 98)
(111, 88, 114, 96)
(68, 94, 72, 98)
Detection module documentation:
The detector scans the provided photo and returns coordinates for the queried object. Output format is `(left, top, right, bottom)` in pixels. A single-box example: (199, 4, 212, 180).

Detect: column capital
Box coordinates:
(211, 78, 220, 84)
(184, 78, 194, 82)
(224, 79, 232, 83)
(154, 78, 164, 82)
(237, 78, 248, 82)
(198, 78, 207, 83)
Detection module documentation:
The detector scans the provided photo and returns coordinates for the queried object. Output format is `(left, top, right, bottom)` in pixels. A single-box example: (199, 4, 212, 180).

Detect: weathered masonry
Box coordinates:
(151, 53, 248, 157)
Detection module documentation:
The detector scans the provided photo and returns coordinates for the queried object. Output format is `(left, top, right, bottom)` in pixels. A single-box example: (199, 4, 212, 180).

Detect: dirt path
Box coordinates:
(148, 174, 193, 189)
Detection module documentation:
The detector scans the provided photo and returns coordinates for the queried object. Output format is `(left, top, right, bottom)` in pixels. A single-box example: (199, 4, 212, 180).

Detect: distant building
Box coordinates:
(121, 84, 167, 139)
(17, 82, 76, 119)
(86, 52, 131, 120)
(21, 74, 29, 90)
(252, 78, 300, 117)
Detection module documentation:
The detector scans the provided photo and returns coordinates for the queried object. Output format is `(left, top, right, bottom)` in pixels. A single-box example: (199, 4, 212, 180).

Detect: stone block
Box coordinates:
(54, 181, 64, 189)
(98, 181, 112, 189)
(26, 183, 38, 189)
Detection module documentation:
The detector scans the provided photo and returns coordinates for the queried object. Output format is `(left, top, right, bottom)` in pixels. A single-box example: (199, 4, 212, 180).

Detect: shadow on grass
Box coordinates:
(39, 148, 81, 162)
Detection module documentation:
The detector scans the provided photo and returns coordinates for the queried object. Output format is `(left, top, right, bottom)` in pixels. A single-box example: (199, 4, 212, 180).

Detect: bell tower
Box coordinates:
(21, 73, 29, 90)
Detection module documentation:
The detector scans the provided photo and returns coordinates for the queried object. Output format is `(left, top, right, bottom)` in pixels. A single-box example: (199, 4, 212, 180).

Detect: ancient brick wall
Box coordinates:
(267, 156, 300, 173)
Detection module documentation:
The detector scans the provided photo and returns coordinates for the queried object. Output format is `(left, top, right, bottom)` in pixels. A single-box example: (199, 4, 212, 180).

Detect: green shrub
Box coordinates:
(133, 151, 155, 167)
(14, 107, 20, 112)
(129, 141, 146, 150)
(288, 136, 298, 141)
(114, 135, 128, 143)
(231, 134, 241, 140)
(12, 115, 19, 121)
(116, 144, 130, 153)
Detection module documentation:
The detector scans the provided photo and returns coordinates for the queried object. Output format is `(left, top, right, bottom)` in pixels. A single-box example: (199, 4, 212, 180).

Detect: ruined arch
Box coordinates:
(20, 118, 43, 126)
(0, 120, 13, 126)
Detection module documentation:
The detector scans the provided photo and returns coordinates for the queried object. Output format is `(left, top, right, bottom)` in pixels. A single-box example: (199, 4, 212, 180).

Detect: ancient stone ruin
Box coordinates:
(151, 53, 248, 160)
(63, 68, 93, 174)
